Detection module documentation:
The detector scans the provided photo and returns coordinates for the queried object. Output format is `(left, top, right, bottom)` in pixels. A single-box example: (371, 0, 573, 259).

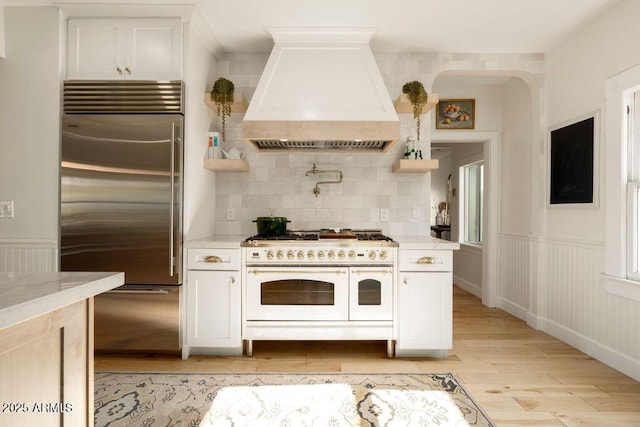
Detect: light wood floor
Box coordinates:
(96, 286, 640, 426)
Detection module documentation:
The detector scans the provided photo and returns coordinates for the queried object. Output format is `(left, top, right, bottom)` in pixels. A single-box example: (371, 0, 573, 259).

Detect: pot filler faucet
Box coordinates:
(305, 163, 343, 197)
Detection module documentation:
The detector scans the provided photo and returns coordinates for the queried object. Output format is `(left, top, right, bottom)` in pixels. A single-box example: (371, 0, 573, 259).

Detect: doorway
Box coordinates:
(431, 132, 498, 308)
(431, 142, 484, 298)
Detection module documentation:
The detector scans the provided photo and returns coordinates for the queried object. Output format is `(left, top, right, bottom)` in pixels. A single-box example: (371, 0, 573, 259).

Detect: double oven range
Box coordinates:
(241, 229, 398, 356)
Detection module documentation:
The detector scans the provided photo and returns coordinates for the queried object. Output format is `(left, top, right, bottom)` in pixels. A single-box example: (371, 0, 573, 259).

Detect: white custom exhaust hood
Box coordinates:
(241, 28, 400, 152)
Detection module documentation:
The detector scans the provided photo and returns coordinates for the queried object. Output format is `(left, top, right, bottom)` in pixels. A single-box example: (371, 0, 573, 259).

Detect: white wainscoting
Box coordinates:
(497, 233, 531, 320)
(0, 240, 57, 273)
(494, 234, 640, 381)
(538, 237, 640, 382)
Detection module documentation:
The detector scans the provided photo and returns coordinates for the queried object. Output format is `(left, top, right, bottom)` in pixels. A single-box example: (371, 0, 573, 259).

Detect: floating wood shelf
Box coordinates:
(392, 159, 439, 173)
(204, 92, 249, 113)
(203, 159, 249, 172)
(394, 93, 439, 115)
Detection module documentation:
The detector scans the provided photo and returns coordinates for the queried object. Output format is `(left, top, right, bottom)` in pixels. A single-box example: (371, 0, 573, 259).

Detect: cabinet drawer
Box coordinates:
(187, 248, 240, 271)
(399, 250, 452, 272)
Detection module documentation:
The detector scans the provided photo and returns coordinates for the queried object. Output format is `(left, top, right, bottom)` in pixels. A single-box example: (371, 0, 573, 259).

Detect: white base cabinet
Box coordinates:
(396, 249, 453, 357)
(67, 18, 182, 80)
(183, 248, 242, 358)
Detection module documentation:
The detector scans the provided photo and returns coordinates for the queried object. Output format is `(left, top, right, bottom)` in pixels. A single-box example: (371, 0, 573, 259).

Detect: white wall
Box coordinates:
(500, 77, 532, 235)
(540, 0, 640, 380)
(0, 7, 5, 58)
(182, 13, 218, 241)
(0, 7, 61, 242)
(0, 7, 61, 272)
(544, 1, 640, 242)
(497, 77, 534, 316)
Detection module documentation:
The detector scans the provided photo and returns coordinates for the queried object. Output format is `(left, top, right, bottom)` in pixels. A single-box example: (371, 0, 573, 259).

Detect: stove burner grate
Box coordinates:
(245, 229, 395, 243)
(356, 233, 394, 241)
(245, 232, 319, 241)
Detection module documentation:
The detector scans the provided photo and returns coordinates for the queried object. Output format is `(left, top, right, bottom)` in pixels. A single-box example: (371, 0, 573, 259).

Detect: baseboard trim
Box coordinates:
(538, 316, 640, 382)
(496, 297, 528, 322)
(453, 276, 481, 298)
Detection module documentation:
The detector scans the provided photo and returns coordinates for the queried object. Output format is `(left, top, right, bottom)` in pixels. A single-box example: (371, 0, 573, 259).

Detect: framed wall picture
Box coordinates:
(436, 99, 475, 129)
(548, 111, 599, 206)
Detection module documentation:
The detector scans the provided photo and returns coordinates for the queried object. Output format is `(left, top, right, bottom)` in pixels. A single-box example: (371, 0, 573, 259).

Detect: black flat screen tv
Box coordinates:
(549, 113, 597, 205)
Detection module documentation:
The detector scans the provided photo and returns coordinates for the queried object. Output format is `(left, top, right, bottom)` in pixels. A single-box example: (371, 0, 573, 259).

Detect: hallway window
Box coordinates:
(460, 161, 483, 245)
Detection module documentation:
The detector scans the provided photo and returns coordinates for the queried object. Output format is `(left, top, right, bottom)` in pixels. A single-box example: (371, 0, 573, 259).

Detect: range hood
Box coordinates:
(241, 28, 400, 152)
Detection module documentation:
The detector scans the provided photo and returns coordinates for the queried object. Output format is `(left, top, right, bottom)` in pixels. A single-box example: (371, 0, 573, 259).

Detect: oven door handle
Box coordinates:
(351, 269, 393, 275)
(248, 269, 347, 275)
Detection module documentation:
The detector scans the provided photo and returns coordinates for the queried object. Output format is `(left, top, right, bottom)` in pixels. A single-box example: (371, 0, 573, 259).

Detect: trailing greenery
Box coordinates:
(402, 81, 429, 140)
(210, 77, 235, 142)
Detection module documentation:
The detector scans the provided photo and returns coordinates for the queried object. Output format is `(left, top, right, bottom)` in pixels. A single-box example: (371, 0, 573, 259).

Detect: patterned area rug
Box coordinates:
(94, 372, 494, 426)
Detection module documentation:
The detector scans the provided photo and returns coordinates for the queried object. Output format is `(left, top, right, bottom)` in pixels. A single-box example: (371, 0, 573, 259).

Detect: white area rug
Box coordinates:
(94, 372, 494, 426)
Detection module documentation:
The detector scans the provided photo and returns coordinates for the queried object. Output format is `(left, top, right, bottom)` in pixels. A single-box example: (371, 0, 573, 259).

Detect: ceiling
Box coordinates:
(10, 0, 620, 53)
(194, 0, 620, 53)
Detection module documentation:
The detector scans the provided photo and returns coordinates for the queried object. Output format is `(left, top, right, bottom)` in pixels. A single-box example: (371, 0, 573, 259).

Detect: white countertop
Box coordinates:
(185, 235, 245, 249)
(394, 235, 460, 250)
(0, 271, 124, 330)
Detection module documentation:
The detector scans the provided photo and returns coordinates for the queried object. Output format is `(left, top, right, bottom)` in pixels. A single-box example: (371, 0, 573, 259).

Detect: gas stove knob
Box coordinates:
(276, 250, 284, 260)
(307, 250, 315, 260)
(348, 250, 356, 260)
(328, 250, 336, 260)
(379, 250, 388, 260)
(287, 250, 295, 260)
(338, 250, 346, 260)
(317, 250, 326, 260)
(368, 250, 376, 260)
(266, 250, 275, 260)
(297, 250, 305, 260)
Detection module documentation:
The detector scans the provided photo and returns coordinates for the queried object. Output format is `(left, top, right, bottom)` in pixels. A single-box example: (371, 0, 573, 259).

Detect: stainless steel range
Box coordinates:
(241, 229, 398, 357)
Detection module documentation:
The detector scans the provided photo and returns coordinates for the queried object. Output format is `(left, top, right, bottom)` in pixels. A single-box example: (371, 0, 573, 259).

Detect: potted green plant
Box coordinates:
(210, 77, 235, 142)
(402, 81, 429, 141)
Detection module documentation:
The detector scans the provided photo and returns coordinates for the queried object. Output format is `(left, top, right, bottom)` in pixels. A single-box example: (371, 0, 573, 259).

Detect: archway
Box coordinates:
(430, 70, 540, 313)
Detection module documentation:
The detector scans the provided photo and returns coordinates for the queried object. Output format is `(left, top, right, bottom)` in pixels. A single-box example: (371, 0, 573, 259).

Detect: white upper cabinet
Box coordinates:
(67, 18, 183, 80)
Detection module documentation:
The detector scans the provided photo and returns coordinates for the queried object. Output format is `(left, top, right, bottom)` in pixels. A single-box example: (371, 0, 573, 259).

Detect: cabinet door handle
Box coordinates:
(403, 278, 408, 285)
(417, 256, 439, 264)
(204, 255, 223, 263)
(125, 66, 131, 75)
(230, 277, 236, 285)
(116, 67, 123, 75)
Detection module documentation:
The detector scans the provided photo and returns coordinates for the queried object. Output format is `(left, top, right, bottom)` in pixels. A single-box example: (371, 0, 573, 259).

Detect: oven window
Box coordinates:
(261, 280, 335, 305)
(357, 279, 382, 306)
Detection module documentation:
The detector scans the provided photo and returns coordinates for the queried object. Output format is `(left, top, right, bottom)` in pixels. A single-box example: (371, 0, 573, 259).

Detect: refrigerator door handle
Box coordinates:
(170, 122, 176, 278)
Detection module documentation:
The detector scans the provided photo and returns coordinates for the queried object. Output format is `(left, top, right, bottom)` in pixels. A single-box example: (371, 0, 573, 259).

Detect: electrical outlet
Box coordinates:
(227, 208, 235, 221)
(380, 208, 389, 222)
(411, 206, 420, 220)
(0, 201, 14, 218)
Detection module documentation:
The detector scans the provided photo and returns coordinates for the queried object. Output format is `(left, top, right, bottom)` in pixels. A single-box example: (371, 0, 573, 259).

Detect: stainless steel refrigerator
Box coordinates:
(60, 80, 184, 354)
